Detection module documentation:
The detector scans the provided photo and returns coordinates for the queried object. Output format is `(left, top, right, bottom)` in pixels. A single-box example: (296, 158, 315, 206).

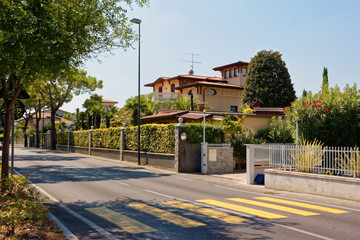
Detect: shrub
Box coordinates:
(0, 173, 48, 237)
(256, 116, 294, 143)
(73, 130, 89, 147)
(284, 84, 360, 146)
(290, 139, 325, 172)
(125, 124, 175, 154)
(185, 123, 224, 144)
(228, 129, 264, 162)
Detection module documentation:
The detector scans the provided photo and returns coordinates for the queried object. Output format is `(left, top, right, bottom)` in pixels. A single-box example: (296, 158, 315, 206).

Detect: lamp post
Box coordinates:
(130, 18, 142, 165)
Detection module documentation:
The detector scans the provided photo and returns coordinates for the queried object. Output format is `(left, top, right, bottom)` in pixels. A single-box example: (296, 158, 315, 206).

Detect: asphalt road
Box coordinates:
(10, 147, 360, 240)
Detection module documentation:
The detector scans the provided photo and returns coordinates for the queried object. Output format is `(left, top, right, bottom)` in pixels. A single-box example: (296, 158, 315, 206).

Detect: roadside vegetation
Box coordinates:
(0, 167, 65, 239)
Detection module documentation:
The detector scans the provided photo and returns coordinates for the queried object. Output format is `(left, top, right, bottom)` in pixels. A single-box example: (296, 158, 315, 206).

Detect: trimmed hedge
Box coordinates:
(57, 124, 175, 154)
(125, 124, 175, 154)
(185, 123, 224, 144)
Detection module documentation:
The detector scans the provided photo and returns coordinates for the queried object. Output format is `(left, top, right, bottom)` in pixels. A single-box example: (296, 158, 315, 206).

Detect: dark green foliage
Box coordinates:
(256, 116, 294, 143)
(322, 67, 329, 92)
(125, 124, 175, 153)
(242, 50, 296, 107)
(228, 129, 264, 160)
(284, 84, 360, 146)
(185, 123, 224, 143)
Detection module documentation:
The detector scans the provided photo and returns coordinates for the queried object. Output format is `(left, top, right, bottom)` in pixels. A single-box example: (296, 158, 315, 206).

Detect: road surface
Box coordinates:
(11, 147, 360, 240)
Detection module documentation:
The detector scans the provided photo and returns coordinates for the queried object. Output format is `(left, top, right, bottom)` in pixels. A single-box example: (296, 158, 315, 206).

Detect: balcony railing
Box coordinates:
(145, 92, 179, 100)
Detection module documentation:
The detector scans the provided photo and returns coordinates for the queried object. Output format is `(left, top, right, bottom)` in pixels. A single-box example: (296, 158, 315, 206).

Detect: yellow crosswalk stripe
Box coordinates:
(165, 201, 247, 223)
(128, 203, 206, 228)
(86, 207, 156, 234)
(196, 199, 286, 219)
(227, 198, 319, 216)
(254, 197, 349, 214)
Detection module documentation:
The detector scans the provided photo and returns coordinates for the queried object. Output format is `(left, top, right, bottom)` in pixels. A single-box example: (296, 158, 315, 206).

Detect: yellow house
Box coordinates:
(144, 61, 249, 112)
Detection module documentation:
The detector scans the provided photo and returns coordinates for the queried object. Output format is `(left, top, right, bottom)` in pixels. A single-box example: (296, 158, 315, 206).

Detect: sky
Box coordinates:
(62, 0, 360, 113)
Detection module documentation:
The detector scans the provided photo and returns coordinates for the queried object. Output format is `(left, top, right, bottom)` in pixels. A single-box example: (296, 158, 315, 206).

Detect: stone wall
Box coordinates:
(207, 146, 233, 174)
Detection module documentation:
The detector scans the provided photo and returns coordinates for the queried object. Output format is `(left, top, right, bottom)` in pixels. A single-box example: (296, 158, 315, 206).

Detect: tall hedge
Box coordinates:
(185, 123, 224, 143)
(73, 130, 89, 147)
(125, 124, 175, 154)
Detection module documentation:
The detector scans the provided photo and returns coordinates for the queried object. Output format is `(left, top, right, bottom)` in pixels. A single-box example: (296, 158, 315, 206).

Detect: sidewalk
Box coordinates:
(207, 171, 247, 184)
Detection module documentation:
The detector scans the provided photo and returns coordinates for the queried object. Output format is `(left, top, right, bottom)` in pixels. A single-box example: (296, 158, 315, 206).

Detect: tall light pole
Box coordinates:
(130, 18, 142, 165)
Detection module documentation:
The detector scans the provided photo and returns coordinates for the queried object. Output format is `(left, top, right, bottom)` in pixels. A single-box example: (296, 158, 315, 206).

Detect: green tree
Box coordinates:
(0, 0, 149, 180)
(83, 94, 104, 129)
(322, 67, 329, 92)
(242, 50, 296, 107)
(284, 84, 360, 146)
(123, 95, 149, 126)
(35, 69, 102, 150)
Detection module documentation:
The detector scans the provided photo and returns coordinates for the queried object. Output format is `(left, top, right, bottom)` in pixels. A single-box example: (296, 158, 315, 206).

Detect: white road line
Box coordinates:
(216, 185, 360, 212)
(15, 170, 119, 240)
(47, 212, 79, 240)
(144, 189, 335, 240)
(111, 181, 130, 186)
(175, 177, 193, 181)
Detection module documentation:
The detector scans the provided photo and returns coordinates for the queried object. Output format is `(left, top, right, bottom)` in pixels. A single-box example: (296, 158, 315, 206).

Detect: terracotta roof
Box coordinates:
(144, 75, 224, 87)
(213, 61, 249, 71)
(181, 113, 210, 120)
(141, 110, 187, 119)
(176, 81, 244, 90)
(144, 77, 171, 87)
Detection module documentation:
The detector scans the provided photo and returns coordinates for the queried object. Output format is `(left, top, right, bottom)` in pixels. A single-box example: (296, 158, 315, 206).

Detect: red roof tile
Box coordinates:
(213, 61, 249, 71)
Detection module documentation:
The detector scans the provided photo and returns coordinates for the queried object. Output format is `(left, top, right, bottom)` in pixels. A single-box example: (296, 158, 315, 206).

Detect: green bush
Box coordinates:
(73, 130, 89, 147)
(284, 84, 360, 146)
(0, 172, 48, 236)
(256, 116, 294, 143)
(185, 123, 224, 143)
(228, 129, 264, 161)
(92, 127, 121, 149)
(125, 124, 175, 153)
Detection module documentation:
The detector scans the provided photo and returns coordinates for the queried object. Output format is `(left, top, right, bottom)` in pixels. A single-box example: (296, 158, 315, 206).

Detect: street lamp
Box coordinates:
(130, 18, 142, 165)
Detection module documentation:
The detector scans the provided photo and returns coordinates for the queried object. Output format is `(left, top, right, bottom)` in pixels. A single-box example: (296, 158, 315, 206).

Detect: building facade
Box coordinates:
(144, 60, 249, 112)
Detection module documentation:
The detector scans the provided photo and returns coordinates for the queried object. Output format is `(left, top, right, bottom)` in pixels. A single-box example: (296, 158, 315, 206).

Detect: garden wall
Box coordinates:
(265, 169, 360, 201)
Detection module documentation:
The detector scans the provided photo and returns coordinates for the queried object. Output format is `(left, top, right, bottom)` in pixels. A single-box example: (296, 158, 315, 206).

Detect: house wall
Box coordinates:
(243, 116, 271, 134)
(220, 66, 247, 86)
(192, 87, 242, 112)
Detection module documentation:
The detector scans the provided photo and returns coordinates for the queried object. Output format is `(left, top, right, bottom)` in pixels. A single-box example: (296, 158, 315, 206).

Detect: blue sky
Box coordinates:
(62, 0, 360, 113)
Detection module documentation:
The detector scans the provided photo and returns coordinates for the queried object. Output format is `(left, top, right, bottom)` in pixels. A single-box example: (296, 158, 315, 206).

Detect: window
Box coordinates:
(234, 68, 239, 77)
(243, 68, 247, 76)
(171, 84, 175, 92)
(229, 69, 234, 78)
(230, 106, 238, 112)
(225, 70, 229, 79)
(158, 86, 162, 93)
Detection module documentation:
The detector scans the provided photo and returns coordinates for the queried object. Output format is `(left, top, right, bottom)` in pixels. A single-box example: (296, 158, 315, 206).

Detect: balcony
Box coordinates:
(144, 92, 179, 100)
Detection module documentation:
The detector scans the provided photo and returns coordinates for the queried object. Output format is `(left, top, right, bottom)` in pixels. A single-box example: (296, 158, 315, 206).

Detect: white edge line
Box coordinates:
(14, 170, 119, 240)
(47, 212, 79, 240)
(144, 189, 335, 240)
(216, 185, 360, 212)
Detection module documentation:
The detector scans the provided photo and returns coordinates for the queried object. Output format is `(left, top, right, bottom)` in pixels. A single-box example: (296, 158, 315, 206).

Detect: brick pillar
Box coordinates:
(174, 117, 187, 172)
(120, 123, 126, 161)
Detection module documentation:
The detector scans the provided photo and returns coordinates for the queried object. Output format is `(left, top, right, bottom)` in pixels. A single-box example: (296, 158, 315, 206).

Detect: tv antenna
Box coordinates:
(179, 53, 202, 74)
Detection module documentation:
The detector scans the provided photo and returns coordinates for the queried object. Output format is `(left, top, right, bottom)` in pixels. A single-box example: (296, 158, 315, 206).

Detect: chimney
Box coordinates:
(188, 69, 194, 75)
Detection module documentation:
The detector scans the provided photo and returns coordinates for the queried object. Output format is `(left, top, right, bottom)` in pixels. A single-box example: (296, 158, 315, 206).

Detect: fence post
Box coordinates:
(89, 126, 93, 155)
(246, 144, 255, 184)
(120, 123, 126, 161)
(174, 118, 187, 173)
(67, 128, 71, 152)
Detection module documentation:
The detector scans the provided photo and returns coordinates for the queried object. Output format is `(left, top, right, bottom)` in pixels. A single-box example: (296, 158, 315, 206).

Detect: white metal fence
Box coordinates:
(269, 145, 360, 178)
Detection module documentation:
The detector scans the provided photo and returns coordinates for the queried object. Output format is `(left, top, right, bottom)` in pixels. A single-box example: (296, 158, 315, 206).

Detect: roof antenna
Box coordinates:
(179, 53, 202, 75)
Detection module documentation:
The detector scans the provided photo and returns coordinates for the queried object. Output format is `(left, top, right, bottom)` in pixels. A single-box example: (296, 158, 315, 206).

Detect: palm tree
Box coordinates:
(123, 96, 149, 126)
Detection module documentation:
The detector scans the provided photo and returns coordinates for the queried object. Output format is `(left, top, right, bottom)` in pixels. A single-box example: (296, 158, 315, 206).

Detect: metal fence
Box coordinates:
(269, 145, 360, 178)
(208, 143, 231, 148)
